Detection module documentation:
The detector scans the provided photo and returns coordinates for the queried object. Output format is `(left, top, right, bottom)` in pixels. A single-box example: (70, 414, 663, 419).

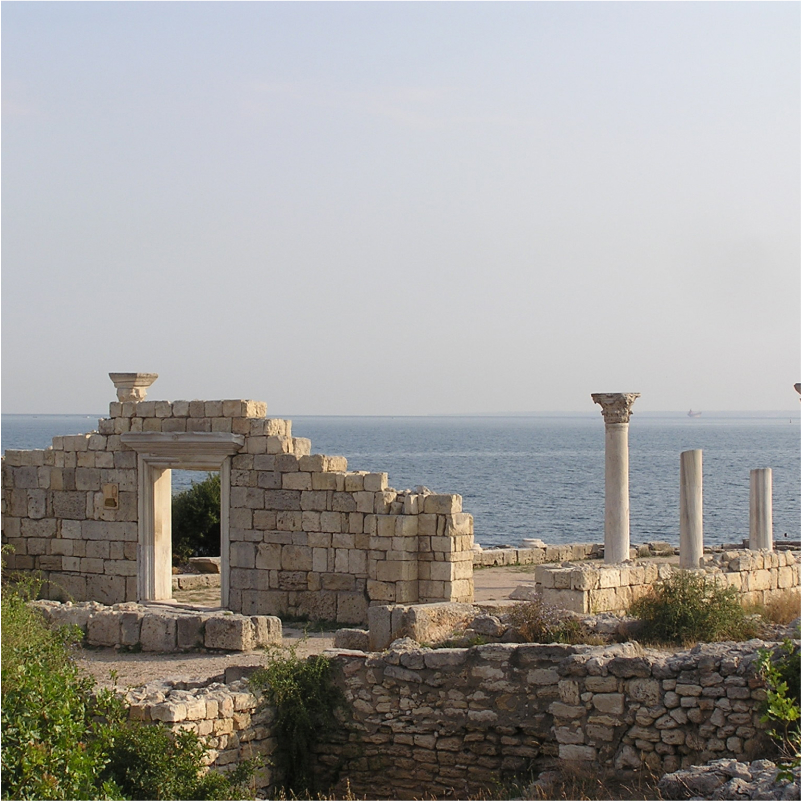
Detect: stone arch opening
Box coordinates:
(120, 432, 244, 606)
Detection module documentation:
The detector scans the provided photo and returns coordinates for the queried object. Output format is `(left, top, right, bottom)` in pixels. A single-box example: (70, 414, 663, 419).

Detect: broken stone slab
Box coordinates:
(333, 628, 370, 651)
(189, 556, 221, 574)
(509, 585, 539, 601)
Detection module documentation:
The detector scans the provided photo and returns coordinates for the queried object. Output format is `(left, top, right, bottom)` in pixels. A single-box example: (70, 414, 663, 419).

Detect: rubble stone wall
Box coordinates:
(121, 678, 276, 793)
(320, 639, 777, 799)
(118, 639, 782, 800)
(2, 398, 473, 622)
(535, 550, 801, 614)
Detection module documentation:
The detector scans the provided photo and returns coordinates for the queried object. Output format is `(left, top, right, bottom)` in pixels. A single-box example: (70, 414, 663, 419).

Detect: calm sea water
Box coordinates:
(2, 412, 799, 548)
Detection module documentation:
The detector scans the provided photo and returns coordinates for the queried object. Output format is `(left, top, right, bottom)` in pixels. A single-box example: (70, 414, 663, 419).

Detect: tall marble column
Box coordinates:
(749, 468, 773, 551)
(679, 450, 703, 568)
(591, 393, 640, 564)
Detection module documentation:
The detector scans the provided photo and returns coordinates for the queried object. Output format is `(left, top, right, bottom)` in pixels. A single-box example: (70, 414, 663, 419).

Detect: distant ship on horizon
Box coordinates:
(687, 409, 702, 418)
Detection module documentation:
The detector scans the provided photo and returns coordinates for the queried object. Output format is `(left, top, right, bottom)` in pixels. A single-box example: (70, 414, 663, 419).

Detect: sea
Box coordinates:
(2, 412, 799, 550)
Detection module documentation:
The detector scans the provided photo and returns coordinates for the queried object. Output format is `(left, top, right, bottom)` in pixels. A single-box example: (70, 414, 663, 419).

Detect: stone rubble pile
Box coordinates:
(31, 599, 282, 651)
(658, 757, 801, 800)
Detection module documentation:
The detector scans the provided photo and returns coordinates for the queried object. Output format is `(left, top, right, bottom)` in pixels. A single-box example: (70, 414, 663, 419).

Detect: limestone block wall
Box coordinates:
(2, 395, 474, 621)
(534, 549, 801, 614)
(228, 453, 474, 623)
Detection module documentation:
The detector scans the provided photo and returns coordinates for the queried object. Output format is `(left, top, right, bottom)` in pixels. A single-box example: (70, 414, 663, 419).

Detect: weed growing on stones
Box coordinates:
(507, 599, 592, 644)
(250, 645, 344, 797)
(758, 639, 801, 777)
(629, 570, 759, 646)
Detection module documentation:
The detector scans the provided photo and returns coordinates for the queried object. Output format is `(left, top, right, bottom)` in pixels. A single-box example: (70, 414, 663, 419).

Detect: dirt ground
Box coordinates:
(77, 563, 546, 689)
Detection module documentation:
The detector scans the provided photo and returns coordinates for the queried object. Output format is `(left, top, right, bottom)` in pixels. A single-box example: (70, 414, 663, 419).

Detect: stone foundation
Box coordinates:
(31, 600, 282, 652)
(534, 549, 801, 614)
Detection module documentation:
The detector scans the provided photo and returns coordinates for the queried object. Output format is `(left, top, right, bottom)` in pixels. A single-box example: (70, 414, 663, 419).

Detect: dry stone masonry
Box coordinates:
(110, 638, 793, 799)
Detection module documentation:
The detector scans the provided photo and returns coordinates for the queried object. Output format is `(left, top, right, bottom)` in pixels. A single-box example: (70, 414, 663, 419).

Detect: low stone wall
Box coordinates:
(172, 573, 220, 591)
(112, 637, 790, 799)
(535, 549, 801, 614)
(31, 600, 282, 652)
(121, 678, 276, 792)
(319, 639, 779, 799)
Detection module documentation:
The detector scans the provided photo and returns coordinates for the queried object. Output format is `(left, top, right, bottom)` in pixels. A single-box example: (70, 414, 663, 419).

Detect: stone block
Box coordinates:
(87, 611, 122, 646)
(282, 472, 311, 491)
(86, 574, 126, 605)
(423, 494, 462, 515)
(367, 605, 392, 650)
(205, 616, 255, 650)
(140, 614, 178, 651)
(337, 592, 369, 624)
(251, 615, 282, 646)
(363, 472, 388, 492)
(333, 628, 370, 650)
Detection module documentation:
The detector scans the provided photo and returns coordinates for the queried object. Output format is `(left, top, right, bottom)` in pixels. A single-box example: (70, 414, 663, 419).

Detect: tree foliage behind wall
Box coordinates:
(171, 473, 221, 564)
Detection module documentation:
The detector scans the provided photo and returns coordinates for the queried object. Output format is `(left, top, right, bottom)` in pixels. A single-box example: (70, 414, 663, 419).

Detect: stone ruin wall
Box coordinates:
(118, 638, 782, 799)
(1, 398, 474, 624)
(534, 551, 801, 614)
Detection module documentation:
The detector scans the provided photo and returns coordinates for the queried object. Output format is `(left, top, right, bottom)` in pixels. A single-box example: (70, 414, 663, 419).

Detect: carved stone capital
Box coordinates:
(109, 372, 158, 403)
(794, 382, 801, 399)
(591, 392, 641, 424)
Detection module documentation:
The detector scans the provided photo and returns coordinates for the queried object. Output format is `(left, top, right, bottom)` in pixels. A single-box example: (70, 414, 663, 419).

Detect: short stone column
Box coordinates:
(679, 450, 703, 568)
(749, 468, 773, 551)
(591, 392, 640, 564)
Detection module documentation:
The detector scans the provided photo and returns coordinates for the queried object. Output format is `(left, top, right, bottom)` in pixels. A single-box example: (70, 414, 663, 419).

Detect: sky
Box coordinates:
(2, 2, 799, 415)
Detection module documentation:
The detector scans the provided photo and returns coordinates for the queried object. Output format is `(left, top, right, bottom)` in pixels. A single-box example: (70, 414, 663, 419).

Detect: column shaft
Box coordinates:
(604, 422, 630, 564)
(679, 450, 703, 568)
(749, 468, 773, 551)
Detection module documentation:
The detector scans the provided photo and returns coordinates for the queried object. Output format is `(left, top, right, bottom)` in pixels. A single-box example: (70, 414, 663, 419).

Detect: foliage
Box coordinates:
(172, 472, 221, 563)
(1, 570, 123, 800)
(507, 599, 589, 644)
(757, 639, 801, 778)
(1, 559, 253, 801)
(629, 570, 759, 646)
(100, 723, 254, 801)
(250, 645, 343, 796)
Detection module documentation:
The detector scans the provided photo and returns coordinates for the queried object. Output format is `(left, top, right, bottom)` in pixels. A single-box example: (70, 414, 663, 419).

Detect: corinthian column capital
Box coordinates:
(591, 392, 641, 424)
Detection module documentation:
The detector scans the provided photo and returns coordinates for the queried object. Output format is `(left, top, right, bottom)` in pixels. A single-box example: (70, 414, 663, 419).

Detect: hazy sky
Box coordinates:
(3, 2, 799, 415)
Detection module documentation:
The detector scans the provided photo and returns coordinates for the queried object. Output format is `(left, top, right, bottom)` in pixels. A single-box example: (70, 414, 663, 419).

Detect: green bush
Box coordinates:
(249, 646, 343, 796)
(172, 473, 221, 564)
(758, 639, 801, 776)
(629, 570, 759, 646)
(1, 564, 253, 800)
(1, 573, 123, 800)
(100, 723, 254, 801)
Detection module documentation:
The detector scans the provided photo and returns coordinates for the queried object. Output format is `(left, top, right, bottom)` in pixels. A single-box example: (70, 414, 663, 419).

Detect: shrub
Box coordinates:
(1, 560, 253, 801)
(629, 570, 759, 645)
(1, 572, 123, 800)
(172, 473, 221, 564)
(100, 723, 254, 801)
(507, 599, 588, 644)
(757, 639, 801, 776)
(249, 646, 343, 796)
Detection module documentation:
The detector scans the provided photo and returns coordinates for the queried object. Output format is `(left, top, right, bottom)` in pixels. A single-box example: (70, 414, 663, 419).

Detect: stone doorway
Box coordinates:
(120, 432, 244, 607)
